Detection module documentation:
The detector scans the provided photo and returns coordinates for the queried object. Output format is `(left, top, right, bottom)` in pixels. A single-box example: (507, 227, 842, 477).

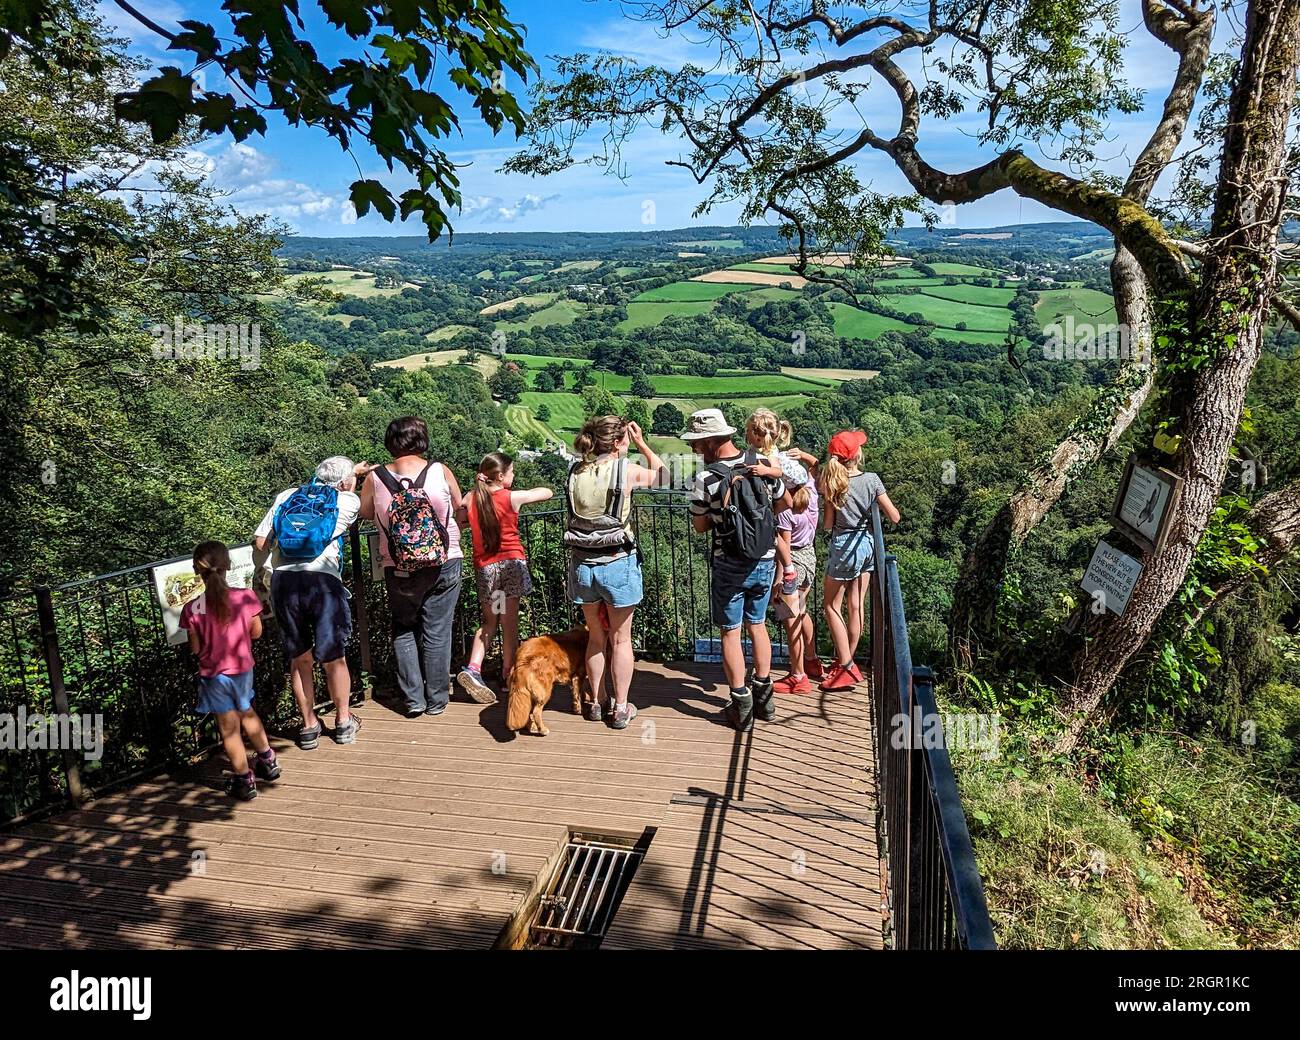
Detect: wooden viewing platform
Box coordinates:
(0, 662, 884, 950)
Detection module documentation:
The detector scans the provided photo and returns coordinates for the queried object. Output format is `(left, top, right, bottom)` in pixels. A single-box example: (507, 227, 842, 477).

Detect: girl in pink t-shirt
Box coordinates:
(179, 541, 281, 801)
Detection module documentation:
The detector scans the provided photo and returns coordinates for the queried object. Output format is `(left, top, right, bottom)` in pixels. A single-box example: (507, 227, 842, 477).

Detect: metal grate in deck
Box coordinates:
(530, 838, 643, 947)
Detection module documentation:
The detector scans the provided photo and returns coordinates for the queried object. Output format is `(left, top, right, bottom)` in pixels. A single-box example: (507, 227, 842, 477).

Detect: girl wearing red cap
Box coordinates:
(818, 430, 900, 691)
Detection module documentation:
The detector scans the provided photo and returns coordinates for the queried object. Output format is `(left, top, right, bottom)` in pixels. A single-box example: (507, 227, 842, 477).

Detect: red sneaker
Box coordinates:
(775, 674, 813, 695)
(820, 665, 857, 691)
(805, 657, 826, 681)
(846, 661, 865, 683)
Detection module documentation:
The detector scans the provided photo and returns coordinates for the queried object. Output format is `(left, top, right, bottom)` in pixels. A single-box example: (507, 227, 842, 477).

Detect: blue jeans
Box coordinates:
(385, 563, 462, 713)
(568, 552, 643, 608)
(710, 556, 775, 631)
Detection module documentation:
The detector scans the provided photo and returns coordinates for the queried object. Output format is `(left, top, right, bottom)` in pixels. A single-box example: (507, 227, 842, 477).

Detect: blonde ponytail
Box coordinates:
(818, 455, 851, 510)
(745, 408, 792, 456)
(818, 447, 863, 510)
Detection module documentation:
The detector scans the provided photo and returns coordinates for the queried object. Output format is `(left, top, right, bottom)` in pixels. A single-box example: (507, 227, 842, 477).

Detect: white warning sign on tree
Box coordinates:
(1080, 539, 1142, 616)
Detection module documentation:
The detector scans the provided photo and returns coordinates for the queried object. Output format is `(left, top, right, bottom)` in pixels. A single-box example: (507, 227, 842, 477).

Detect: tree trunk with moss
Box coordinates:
(1058, 0, 1300, 751)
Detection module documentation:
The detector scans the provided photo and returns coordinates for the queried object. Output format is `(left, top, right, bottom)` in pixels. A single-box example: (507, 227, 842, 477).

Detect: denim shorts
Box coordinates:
(710, 556, 775, 631)
(568, 552, 643, 609)
(271, 570, 352, 661)
(826, 529, 875, 582)
(197, 670, 255, 715)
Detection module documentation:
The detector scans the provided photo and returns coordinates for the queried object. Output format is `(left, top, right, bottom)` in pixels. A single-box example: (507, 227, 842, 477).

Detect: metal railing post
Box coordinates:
(34, 586, 86, 806)
(349, 524, 372, 698)
(904, 670, 925, 950)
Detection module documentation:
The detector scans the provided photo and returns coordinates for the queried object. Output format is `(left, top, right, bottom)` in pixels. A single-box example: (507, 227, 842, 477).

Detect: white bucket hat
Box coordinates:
(680, 408, 737, 442)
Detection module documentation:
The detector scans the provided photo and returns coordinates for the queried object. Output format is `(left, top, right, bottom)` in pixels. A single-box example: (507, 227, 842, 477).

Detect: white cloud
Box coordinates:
(455, 191, 561, 223)
(193, 142, 351, 229)
(494, 192, 560, 222)
(460, 193, 503, 218)
(209, 142, 276, 186)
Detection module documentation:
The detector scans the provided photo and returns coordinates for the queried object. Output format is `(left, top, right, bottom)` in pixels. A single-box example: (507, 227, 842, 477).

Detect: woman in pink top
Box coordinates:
(358, 416, 466, 717)
(179, 541, 281, 801)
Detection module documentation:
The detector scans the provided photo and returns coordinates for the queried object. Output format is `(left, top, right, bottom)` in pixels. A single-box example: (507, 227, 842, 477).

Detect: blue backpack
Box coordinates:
(273, 478, 341, 560)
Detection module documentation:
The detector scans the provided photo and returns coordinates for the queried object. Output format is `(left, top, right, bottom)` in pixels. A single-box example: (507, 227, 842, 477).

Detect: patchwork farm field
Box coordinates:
(825, 303, 914, 339)
(481, 292, 557, 315)
(883, 293, 1011, 332)
(496, 299, 597, 330)
(618, 301, 718, 330)
(635, 281, 759, 302)
(369, 253, 1095, 457)
(288, 269, 416, 298)
(921, 284, 1017, 307)
(377, 349, 497, 377)
(1035, 287, 1119, 327)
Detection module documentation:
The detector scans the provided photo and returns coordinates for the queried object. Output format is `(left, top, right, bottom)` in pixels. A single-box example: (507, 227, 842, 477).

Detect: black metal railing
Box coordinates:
(0, 490, 739, 823)
(1, 488, 996, 953)
(870, 501, 997, 950)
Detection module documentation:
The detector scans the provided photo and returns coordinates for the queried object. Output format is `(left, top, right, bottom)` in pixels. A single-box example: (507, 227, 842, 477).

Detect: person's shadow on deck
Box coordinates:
(0, 742, 514, 950)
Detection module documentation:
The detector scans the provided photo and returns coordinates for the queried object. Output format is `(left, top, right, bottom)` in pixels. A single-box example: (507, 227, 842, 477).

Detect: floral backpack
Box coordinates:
(374, 463, 450, 570)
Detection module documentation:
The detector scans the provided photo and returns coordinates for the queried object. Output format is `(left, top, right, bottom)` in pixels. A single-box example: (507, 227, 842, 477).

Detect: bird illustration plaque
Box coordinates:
(1111, 457, 1183, 554)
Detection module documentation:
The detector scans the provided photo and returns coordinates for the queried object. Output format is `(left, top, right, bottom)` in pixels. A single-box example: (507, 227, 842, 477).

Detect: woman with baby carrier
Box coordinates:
(563, 415, 666, 730)
(358, 416, 465, 718)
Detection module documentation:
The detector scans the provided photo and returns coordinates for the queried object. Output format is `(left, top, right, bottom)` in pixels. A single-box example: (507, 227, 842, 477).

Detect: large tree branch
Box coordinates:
(1127, 0, 1216, 200)
(876, 142, 1191, 294)
(1183, 478, 1300, 629)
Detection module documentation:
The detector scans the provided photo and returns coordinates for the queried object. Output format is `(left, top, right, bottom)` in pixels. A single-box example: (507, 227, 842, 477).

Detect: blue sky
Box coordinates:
(100, 0, 1191, 238)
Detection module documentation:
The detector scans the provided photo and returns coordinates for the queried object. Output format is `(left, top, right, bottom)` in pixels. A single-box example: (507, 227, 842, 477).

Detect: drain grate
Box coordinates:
(529, 834, 645, 948)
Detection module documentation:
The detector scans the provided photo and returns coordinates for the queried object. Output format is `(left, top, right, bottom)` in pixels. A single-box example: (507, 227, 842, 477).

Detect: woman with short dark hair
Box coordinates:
(384, 416, 429, 458)
(358, 416, 465, 717)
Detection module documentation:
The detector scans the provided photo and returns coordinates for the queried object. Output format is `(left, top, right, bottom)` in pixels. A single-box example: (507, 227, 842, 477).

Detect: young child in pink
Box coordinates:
(180, 541, 281, 801)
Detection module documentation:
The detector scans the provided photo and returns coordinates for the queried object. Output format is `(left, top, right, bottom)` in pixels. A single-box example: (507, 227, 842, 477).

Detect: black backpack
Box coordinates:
(708, 450, 777, 561)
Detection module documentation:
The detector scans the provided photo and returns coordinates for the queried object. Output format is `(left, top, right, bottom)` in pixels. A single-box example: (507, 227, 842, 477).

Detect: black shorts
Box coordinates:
(270, 570, 352, 662)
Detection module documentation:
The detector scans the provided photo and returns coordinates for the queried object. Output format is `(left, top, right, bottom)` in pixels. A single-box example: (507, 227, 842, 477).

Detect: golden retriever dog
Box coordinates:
(505, 627, 589, 736)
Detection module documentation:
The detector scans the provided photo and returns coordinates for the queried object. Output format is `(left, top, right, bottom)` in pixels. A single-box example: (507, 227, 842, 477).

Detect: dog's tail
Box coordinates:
(505, 672, 534, 731)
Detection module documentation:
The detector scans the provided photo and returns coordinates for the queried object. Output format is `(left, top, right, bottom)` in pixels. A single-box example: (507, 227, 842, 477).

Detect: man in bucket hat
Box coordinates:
(683, 408, 792, 731)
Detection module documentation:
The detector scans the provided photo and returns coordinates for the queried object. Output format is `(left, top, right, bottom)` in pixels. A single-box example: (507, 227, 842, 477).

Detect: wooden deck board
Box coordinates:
(0, 661, 884, 950)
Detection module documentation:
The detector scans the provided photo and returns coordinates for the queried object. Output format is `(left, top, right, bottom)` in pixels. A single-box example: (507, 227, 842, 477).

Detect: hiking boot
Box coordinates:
(225, 770, 257, 801)
(752, 679, 776, 722)
(610, 701, 638, 730)
(456, 668, 497, 704)
(252, 750, 281, 782)
(333, 713, 362, 744)
(297, 722, 322, 751)
(722, 690, 754, 732)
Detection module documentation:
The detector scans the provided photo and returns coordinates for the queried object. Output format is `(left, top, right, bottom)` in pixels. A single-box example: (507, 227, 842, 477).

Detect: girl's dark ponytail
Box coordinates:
(473, 452, 512, 558)
(192, 541, 233, 623)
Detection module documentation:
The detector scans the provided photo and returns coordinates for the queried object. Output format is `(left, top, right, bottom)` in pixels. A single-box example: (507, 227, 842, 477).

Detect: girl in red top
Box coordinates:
(456, 452, 553, 701)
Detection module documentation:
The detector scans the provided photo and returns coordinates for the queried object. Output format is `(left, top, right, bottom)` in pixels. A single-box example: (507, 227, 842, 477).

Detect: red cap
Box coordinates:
(827, 430, 867, 461)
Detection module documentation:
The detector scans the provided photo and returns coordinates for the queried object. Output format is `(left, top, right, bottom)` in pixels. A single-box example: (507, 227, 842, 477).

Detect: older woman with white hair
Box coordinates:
(254, 455, 365, 748)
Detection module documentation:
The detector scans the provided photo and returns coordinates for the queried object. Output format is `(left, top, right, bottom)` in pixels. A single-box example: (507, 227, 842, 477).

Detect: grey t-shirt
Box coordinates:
(832, 472, 886, 533)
